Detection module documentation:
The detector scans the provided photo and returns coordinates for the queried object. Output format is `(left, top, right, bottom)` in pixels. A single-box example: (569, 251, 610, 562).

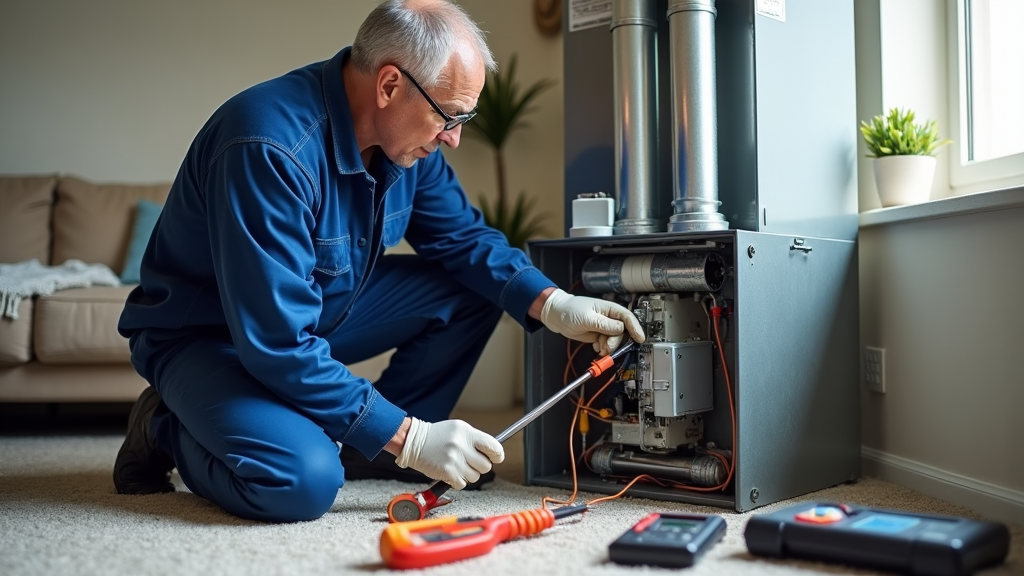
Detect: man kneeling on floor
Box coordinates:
(113, 0, 644, 523)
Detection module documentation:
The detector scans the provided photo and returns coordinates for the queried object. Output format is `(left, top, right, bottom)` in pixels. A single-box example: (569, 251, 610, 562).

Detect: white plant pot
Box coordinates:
(455, 313, 521, 410)
(873, 155, 937, 207)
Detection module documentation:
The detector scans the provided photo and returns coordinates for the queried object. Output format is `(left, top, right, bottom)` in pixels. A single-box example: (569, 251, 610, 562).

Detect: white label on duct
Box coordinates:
(756, 0, 786, 22)
(568, 0, 612, 32)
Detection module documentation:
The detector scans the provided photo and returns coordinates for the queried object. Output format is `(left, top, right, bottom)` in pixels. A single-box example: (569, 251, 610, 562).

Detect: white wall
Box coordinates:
(855, 1, 1024, 524)
(858, 207, 1024, 522)
(0, 0, 564, 236)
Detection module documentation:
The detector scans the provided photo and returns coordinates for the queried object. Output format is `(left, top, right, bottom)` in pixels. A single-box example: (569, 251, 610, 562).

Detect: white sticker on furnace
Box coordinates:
(569, 0, 612, 33)
(756, 0, 786, 22)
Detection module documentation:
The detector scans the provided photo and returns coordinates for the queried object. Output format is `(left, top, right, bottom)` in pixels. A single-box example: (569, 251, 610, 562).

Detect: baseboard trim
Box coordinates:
(862, 446, 1024, 526)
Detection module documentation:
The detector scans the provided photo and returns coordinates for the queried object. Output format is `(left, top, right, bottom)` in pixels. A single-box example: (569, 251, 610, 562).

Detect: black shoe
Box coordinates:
(340, 445, 497, 490)
(113, 387, 175, 495)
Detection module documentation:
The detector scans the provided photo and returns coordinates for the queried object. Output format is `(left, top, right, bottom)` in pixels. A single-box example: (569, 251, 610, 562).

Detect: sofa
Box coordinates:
(0, 175, 170, 403)
(0, 174, 523, 409)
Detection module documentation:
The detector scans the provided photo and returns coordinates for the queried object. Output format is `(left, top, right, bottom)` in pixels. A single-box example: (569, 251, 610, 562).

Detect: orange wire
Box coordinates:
(586, 474, 674, 505)
(543, 341, 609, 509)
(581, 439, 604, 467)
(563, 340, 585, 385)
(705, 450, 730, 471)
(584, 370, 619, 408)
(542, 403, 582, 508)
(573, 404, 614, 422)
(712, 309, 737, 492)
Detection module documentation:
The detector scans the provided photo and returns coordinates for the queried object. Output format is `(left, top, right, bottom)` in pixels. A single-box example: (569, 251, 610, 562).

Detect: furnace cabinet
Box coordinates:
(525, 231, 860, 511)
(523, 0, 861, 512)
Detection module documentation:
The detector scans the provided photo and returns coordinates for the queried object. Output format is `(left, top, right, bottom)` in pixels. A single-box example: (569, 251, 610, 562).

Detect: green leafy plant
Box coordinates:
(860, 107, 952, 158)
(465, 54, 555, 247)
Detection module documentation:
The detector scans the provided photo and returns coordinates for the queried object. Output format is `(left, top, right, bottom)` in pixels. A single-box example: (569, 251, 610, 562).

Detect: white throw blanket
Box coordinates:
(0, 259, 122, 319)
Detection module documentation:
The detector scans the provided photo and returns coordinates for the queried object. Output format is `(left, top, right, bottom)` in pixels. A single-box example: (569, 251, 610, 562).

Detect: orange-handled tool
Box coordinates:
(380, 504, 588, 569)
(386, 341, 634, 523)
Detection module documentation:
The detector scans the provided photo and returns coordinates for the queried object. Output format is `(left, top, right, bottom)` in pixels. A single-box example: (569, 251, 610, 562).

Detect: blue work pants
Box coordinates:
(147, 255, 504, 522)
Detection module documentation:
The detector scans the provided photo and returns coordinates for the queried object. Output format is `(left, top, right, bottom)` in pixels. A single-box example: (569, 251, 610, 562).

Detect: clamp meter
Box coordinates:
(608, 512, 727, 568)
(744, 502, 1010, 576)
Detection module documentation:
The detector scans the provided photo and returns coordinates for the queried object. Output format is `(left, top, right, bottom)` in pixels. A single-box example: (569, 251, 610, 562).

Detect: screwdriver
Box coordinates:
(386, 340, 634, 523)
(380, 504, 588, 569)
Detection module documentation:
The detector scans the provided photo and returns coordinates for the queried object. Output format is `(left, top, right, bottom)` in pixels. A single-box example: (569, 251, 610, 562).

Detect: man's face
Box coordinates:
(379, 53, 485, 168)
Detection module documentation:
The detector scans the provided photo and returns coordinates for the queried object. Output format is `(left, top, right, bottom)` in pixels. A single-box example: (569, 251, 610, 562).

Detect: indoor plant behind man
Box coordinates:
(113, 0, 644, 523)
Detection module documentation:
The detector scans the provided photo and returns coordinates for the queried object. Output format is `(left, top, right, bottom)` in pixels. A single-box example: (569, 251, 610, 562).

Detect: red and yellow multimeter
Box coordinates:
(380, 505, 587, 569)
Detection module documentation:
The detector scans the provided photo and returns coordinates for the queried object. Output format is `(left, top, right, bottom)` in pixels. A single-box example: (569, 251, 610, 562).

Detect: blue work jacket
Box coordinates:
(118, 47, 554, 459)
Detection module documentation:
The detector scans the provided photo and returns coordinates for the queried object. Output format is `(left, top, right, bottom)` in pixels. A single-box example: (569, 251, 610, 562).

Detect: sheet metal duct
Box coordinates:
(611, 0, 662, 235)
(667, 0, 728, 232)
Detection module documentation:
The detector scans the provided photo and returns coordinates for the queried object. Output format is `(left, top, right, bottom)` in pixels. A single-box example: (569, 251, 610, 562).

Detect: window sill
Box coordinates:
(858, 185, 1024, 229)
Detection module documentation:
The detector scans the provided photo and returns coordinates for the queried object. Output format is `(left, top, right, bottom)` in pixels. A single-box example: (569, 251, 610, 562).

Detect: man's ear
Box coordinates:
(376, 65, 402, 110)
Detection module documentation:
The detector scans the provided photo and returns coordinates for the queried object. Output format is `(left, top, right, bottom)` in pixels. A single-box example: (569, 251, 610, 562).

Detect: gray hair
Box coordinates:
(351, 0, 496, 88)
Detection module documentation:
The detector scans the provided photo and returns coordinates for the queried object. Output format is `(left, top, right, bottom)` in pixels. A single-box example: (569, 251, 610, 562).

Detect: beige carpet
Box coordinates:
(0, 407, 1020, 576)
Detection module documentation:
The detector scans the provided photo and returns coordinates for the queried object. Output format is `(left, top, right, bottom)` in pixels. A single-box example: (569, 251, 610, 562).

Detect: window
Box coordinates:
(949, 0, 1024, 188)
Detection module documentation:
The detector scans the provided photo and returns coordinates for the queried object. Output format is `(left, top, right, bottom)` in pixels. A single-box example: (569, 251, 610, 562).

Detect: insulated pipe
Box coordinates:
(667, 0, 729, 232)
(581, 252, 727, 294)
(611, 0, 662, 235)
(590, 447, 727, 487)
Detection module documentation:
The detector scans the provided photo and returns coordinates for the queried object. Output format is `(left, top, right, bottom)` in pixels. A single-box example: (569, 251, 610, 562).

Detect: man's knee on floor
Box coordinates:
(246, 443, 344, 523)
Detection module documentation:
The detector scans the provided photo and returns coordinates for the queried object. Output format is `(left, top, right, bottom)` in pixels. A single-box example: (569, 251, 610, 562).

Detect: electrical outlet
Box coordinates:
(865, 346, 885, 393)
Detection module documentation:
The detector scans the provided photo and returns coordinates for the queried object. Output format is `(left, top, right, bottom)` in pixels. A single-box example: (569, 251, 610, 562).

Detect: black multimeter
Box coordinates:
(744, 502, 1010, 576)
(608, 512, 727, 568)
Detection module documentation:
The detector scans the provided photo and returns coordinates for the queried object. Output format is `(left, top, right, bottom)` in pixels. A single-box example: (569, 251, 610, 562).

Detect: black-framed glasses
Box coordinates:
(399, 68, 476, 131)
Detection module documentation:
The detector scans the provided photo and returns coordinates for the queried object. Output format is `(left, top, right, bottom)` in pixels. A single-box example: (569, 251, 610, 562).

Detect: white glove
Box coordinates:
(540, 289, 646, 355)
(394, 417, 504, 490)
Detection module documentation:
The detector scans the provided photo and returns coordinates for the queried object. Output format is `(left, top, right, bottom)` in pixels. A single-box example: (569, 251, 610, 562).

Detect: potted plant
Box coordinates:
(465, 54, 555, 247)
(860, 107, 951, 207)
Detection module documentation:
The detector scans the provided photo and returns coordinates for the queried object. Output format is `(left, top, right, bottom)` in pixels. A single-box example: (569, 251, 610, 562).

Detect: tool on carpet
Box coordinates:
(386, 341, 635, 523)
(607, 512, 726, 568)
(380, 504, 588, 569)
(744, 502, 1010, 576)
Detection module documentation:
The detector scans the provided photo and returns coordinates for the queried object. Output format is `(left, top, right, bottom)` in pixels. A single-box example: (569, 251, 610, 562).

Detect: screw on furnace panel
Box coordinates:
(747, 245, 755, 258)
(750, 488, 760, 503)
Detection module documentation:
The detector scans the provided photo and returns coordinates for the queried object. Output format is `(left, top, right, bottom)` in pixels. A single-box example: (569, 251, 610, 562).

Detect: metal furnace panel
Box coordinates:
(732, 230, 861, 510)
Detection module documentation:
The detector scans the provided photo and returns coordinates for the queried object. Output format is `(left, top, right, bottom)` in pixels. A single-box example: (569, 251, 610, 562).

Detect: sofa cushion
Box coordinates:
(33, 285, 135, 364)
(52, 177, 171, 272)
(120, 199, 164, 284)
(0, 298, 34, 365)
(0, 175, 58, 265)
